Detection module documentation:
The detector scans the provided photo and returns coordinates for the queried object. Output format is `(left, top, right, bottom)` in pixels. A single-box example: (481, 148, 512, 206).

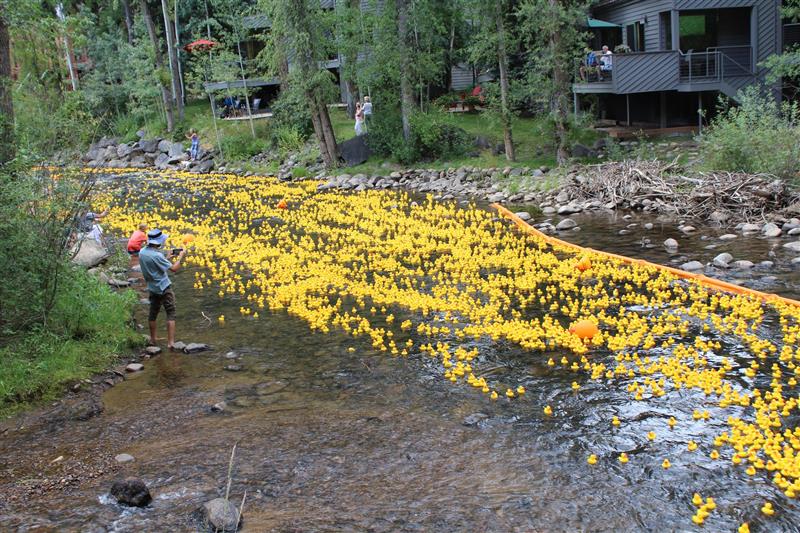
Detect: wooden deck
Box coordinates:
(598, 125, 698, 139)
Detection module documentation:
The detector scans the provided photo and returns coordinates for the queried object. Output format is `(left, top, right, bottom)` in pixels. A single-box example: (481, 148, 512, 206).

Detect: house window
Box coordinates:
(660, 12, 672, 50)
(626, 21, 645, 51)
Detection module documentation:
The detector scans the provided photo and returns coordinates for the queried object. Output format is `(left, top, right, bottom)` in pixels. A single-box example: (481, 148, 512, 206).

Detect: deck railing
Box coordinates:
(576, 46, 754, 89)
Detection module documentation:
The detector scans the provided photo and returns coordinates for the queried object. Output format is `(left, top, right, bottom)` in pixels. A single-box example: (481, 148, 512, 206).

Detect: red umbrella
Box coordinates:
(185, 39, 218, 52)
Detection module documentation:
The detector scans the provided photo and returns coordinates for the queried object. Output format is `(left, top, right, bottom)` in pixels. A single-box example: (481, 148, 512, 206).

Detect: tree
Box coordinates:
(467, 0, 515, 161)
(160, 0, 184, 120)
(397, 0, 414, 141)
(140, 0, 175, 132)
(0, 3, 14, 165)
(518, 0, 587, 164)
(261, 0, 339, 167)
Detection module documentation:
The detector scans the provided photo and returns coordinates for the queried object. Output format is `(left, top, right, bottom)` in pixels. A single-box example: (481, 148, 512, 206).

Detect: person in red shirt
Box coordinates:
(127, 222, 149, 256)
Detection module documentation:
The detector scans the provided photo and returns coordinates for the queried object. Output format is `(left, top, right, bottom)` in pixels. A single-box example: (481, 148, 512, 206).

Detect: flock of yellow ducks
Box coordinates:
(93, 168, 800, 529)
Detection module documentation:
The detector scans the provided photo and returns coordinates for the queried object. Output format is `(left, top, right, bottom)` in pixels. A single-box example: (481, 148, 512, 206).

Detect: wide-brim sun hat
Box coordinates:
(147, 229, 168, 246)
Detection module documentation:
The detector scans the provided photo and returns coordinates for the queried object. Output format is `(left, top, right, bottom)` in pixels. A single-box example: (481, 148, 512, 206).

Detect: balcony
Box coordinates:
(573, 45, 754, 98)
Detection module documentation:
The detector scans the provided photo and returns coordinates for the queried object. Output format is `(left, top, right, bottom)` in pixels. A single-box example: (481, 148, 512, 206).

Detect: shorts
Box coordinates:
(128, 250, 140, 256)
(148, 287, 176, 321)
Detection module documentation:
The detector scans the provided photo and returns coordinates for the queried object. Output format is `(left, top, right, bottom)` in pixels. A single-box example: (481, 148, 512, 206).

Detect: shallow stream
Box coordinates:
(1, 172, 800, 532)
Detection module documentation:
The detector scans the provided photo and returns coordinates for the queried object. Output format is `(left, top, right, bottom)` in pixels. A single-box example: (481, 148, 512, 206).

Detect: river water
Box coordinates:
(1, 171, 799, 532)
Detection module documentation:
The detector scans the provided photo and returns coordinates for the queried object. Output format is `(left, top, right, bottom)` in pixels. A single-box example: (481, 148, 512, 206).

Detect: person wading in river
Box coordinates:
(139, 229, 186, 350)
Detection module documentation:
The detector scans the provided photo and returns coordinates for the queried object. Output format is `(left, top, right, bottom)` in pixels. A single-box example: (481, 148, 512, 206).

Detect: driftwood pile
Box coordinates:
(562, 160, 799, 222)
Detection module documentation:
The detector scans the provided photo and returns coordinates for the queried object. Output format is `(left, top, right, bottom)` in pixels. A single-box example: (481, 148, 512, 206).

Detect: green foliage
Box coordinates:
(274, 125, 306, 155)
(219, 132, 269, 161)
(368, 109, 470, 164)
(0, 166, 138, 410)
(291, 166, 309, 178)
(700, 87, 800, 178)
(270, 88, 314, 139)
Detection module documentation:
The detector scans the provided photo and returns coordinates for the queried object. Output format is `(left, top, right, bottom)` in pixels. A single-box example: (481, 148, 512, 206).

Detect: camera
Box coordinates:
(172, 248, 184, 256)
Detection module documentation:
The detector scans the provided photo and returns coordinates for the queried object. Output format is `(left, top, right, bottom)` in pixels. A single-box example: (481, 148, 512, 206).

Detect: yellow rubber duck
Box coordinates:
(612, 416, 621, 427)
(490, 391, 498, 400)
(619, 452, 629, 464)
(543, 405, 553, 416)
(692, 493, 703, 507)
(761, 502, 774, 516)
(738, 523, 750, 533)
(587, 454, 598, 465)
(662, 459, 671, 469)
(647, 431, 656, 441)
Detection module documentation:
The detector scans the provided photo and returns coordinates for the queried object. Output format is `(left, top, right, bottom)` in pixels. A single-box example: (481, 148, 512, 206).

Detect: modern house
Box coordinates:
(573, 0, 782, 128)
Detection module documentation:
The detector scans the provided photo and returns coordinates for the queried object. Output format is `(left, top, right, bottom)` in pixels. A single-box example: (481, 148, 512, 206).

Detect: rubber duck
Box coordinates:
(687, 441, 698, 452)
(490, 391, 498, 400)
(668, 416, 676, 428)
(619, 452, 629, 464)
(612, 416, 621, 427)
(516, 385, 525, 395)
(662, 459, 671, 469)
(505, 388, 515, 398)
(587, 454, 597, 465)
(738, 523, 750, 533)
(647, 431, 656, 441)
(692, 493, 703, 507)
(761, 502, 774, 516)
(543, 405, 553, 416)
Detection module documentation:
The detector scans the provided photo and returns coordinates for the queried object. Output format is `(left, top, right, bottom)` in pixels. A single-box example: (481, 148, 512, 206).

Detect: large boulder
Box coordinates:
(110, 478, 152, 507)
(72, 239, 109, 268)
(154, 153, 170, 170)
(157, 139, 172, 153)
(202, 498, 241, 531)
(338, 135, 372, 167)
(116, 144, 134, 159)
(138, 138, 161, 153)
(168, 142, 185, 158)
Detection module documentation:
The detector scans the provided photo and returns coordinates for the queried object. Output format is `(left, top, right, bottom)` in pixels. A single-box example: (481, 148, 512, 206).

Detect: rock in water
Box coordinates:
(762, 223, 782, 238)
(125, 363, 144, 372)
(680, 261, 704, 271)
(514, 211, 532, 222)
(783, 241, 800, 252)
(145, 346, 162, 356)
(712, 253, 733, 268)
(110, 478, 152, 507)
(556, 218, 577, 231)
(183, 343, 210, 354)
(115, 453, 135, 463)
(663, 238, 679, 250)
(202, 498, 241, 531)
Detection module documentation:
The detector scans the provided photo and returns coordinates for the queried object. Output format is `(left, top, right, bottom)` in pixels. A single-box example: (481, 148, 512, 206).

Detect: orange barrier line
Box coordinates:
(491, 203, 800, 309)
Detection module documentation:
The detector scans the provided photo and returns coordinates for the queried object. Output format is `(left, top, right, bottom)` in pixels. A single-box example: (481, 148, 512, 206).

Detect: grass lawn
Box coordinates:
(136, 100, 601, 174)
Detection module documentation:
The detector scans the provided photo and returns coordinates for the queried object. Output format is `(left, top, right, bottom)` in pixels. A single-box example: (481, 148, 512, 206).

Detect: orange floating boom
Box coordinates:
(491, 203, 800, 309)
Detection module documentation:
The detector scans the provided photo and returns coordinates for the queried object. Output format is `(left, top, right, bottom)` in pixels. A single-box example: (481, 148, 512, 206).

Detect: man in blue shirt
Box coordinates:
(139, 229, 186, 349)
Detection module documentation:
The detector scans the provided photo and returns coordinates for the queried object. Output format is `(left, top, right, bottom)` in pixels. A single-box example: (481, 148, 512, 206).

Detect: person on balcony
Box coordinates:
(599, 45, 613, 80)
(580, 48, 599, 81)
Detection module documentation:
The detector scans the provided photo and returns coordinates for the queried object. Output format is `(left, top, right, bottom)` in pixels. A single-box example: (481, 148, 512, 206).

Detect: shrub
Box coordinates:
(291, 166, 309, 178)
(274, 125, 306, 155)
(700, 87, 800, 178)
(367, 109, 470, 164)
(0, 167, 138, 410)
(219, 133, 269, 162)
(271, 88, 314, 140)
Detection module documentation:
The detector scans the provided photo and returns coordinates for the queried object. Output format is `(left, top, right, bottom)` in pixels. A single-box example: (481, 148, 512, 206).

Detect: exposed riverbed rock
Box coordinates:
(712, 253, 733, 268)
(110, 478, 152, 507)
(202, 498, 241, 531)
(556, 218, 577, 231)
(183, 343, 210, 354)
(762, 223, 782, 238)
(783, 241, 800, 252)
(680, 261, 704, 272)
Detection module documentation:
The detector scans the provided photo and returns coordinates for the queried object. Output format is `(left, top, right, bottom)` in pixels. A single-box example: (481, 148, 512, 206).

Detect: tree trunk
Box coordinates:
(122, 0, 135, 44)
(397, 0, 414, 141)
(160, 0, 183, 121)
(549, 0, 569, 165)
(316, 95, 339, 164)
(309, 97, 335, 168)
(140, 0, 174, 132)
(0, 11, 14, 166)
(345, 79, 358, 119)
(495, 0, 515, 161)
